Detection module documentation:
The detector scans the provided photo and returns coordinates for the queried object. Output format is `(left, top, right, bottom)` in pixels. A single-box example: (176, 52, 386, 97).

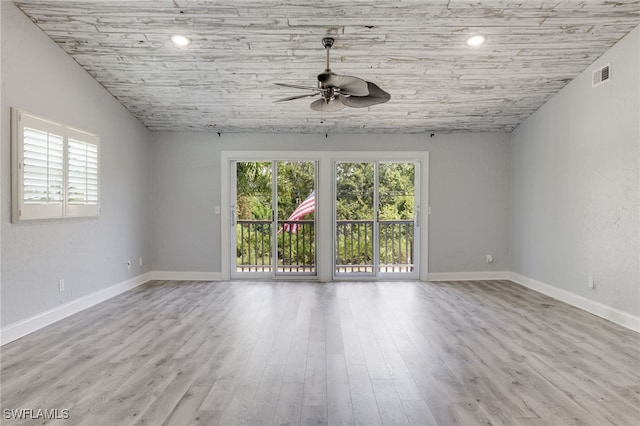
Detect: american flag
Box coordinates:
(283, 191, 315, 233)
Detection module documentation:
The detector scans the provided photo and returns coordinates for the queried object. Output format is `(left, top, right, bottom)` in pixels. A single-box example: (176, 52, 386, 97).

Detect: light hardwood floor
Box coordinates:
(1, 280, 639, 426)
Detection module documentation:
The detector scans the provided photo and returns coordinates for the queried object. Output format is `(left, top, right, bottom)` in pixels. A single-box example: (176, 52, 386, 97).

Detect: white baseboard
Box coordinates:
(427, 271, 510, 281)
(508, 272, 640, 333)
(1, 272, 152, 346)
(149, 271, 223, 281)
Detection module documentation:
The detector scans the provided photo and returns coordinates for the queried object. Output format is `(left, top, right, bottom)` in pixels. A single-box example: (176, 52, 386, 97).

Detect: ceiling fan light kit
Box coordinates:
(275, 37, 390, 111)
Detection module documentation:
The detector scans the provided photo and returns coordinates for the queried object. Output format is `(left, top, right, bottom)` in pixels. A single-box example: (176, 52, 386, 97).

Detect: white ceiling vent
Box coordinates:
(592, 63, 611, 87)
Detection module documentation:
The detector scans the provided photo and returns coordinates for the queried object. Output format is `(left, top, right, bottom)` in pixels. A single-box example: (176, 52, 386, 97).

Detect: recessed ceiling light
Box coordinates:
(171, 34, 191, 47)
(466, 35, 486, 47)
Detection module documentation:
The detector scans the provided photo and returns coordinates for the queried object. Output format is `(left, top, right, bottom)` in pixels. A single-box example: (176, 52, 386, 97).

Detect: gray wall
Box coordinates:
(151, 132, 511, 275)
(1, 3, 153, 326)
(510, 26, 640, 317)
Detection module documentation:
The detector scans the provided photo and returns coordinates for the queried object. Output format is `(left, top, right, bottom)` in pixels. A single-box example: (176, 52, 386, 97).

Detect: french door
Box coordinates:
(334, 161, 420, 279)
(231, 160, 317, 279)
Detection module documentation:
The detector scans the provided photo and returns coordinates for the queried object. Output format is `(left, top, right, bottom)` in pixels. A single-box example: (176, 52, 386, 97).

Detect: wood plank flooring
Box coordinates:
(1, 280, 639, 425)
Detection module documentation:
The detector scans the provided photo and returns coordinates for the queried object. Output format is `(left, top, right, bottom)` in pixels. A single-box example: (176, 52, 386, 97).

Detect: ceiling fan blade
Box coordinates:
(341, 81, 391, 108)
(274, 93, 319, 103)
(274, 82, 322, 92)
(317, 73, 369, 96)
(310, 97, 346, 112)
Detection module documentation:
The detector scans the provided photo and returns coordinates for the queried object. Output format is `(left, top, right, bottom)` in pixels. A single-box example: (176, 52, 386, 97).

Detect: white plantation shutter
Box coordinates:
(12, 108, 100, 222)
(14, 111, 66, 220)
(68, 140, 98, 204)
(67, 129, 100, 217)
(23, 127, 64, 205)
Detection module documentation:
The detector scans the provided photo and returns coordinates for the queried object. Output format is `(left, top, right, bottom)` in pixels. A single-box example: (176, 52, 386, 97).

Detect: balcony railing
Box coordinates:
(236, 220, 273, 272)
(236, 219, 414, 274)
(335, 220, 414, 274)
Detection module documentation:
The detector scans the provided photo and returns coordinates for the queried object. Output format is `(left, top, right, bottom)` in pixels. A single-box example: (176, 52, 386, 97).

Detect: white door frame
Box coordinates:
(221, 150, 429, 281)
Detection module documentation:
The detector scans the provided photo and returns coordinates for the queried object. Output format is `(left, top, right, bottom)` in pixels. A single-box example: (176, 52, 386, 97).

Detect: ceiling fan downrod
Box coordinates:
(322, 37, 334, 72)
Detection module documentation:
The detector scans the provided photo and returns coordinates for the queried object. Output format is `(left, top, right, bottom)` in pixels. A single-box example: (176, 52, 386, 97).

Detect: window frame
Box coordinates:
(11, 108, 101, 222)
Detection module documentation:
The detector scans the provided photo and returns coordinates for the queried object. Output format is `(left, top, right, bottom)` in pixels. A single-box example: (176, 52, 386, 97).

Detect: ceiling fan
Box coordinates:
(274, 37, 390, 111)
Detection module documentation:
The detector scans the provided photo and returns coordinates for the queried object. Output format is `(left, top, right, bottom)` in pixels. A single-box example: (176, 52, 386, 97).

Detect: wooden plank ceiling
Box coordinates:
(13, 1, 640, 134)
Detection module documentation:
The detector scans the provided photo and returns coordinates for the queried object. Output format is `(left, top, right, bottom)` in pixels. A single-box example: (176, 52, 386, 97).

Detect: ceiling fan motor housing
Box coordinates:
(318, 72, 334, 84)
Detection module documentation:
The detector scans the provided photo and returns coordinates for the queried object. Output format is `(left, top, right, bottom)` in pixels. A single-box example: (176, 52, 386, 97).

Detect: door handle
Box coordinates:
(231, 205, 237, 226)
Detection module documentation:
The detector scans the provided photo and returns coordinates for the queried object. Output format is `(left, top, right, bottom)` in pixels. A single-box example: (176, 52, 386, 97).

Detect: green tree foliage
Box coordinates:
(335, 162, 374, 220)
(236, 161, 316, 220)
(379, 162, 415, 220)
(276, 161, 315, 220)
(236, 161, 271, 220)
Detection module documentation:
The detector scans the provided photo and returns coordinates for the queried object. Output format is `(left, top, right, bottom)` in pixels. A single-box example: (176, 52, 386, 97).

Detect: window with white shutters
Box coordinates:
(12, 108, 100, 222)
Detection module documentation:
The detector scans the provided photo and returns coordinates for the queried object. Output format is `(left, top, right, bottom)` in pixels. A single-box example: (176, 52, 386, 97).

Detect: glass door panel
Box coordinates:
(335, 162, 375, 276)
(235, 161, 273, 275)
(276, 161, 316, 275)
(378, 162, 416, 275)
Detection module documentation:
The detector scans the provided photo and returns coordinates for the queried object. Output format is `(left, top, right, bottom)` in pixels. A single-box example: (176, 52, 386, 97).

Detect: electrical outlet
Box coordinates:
(58, 279, 65, 292)
(127, 260, 131, 270)
(486, 254, 494, 264)
(588, 276, 595, 289)
(139, 257, 143, 267)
